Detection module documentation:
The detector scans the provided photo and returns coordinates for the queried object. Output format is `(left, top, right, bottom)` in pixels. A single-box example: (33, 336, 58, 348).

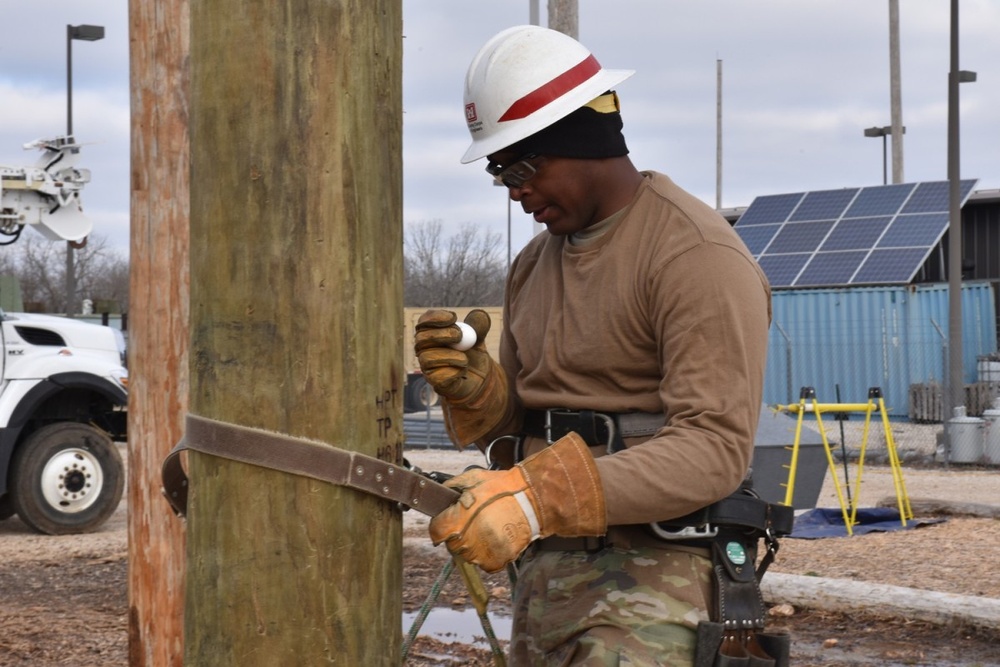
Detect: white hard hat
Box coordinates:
(461, 26, 634, 164)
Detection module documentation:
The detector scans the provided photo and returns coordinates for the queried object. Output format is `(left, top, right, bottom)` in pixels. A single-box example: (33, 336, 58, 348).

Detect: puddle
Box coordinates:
(403, 607, 512, 646)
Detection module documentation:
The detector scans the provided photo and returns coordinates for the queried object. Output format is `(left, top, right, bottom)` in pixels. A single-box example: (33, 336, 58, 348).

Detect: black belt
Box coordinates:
(535, 536, 607, 552)
(654, 490, 795, 538)
(522, 408, 664, 451)
(535, 492, 794, 553)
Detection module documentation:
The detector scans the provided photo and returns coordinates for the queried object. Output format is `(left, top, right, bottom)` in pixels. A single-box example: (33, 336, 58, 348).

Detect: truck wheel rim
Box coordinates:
(40, 448, 104, 513)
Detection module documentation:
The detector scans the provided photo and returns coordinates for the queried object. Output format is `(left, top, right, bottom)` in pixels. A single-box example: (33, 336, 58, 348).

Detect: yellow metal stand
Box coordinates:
(774, 387, 913, 536)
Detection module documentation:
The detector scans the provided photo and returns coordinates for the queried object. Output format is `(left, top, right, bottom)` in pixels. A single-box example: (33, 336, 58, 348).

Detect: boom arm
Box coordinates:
(0, 136, 93, 245)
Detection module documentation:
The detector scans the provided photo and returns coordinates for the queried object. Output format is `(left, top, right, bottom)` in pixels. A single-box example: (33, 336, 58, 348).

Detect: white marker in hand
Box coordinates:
(452, 322, 477, 351)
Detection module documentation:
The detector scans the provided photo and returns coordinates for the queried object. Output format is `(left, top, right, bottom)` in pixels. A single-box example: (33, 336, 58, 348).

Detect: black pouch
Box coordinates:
(694, 622, 790, 667)
(692, 533, 791, 667)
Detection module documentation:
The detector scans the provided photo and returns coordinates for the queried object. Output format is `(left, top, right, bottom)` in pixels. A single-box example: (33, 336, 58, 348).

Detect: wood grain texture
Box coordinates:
(186, 1, 404, 663)
(127, 0, 191, 664)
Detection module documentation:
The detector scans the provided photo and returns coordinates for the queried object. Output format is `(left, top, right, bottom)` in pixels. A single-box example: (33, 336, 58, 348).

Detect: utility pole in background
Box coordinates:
(127, 1, 189, 664)
(548, 0, 579, 39)
(716, 59, 723, 210)
(946, 0, 978, 435)
(531, 0, 579, 239)
(888, 0, 905, 184)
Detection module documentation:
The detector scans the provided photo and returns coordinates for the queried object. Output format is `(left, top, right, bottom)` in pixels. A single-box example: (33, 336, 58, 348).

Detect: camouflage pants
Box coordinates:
(508, 544, 713, 667)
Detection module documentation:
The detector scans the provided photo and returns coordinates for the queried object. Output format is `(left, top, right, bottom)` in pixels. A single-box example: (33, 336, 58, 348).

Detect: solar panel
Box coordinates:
(734, 179, 978, 287)
(735, 193, 802, 226)
(820, 216, 891, 251)
(789, 189, 859, 222)
(796, 251, 870, 286)
(766, 220, 836, 254)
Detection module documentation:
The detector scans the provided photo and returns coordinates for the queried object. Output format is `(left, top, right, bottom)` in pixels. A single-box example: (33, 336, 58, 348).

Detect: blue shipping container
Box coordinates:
(763, 282, 997, 416)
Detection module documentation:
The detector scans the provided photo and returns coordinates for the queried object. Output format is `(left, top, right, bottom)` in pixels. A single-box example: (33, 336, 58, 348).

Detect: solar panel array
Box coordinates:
(734, 180, 978, 287)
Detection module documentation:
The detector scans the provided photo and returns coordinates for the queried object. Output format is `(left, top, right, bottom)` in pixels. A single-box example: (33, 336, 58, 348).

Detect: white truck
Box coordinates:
(0, 311, 128, 534)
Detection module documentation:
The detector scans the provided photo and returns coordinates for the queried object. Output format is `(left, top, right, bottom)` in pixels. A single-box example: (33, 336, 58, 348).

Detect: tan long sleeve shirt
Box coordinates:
(488, 172, 772, 526)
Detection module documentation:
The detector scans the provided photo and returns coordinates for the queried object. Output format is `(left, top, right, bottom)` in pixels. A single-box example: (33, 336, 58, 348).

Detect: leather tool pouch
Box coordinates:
(693, 532, 790, 667)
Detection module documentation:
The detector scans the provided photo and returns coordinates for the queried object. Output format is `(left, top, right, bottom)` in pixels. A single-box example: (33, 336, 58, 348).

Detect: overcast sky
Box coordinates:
(1, 1, 997, 260)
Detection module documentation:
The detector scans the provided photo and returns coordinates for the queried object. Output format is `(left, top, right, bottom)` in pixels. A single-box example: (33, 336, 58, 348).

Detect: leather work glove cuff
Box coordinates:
(442, 357, 509, 448)
(428, 432, 607, 573)
(520, 432, 607, 537)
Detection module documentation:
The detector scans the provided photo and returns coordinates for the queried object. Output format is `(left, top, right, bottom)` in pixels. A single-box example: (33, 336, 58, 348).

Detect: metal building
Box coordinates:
(730, 182, 1000, 421)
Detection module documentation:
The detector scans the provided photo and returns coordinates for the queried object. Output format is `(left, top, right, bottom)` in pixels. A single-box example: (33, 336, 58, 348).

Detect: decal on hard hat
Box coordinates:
(498, 55, 602, 122)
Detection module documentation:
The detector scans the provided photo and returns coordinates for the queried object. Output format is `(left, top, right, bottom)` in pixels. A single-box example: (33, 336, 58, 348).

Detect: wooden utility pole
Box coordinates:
(888, 0, 905, 184)
(548, 0, 579, 39)
(185, 2, 403, 664)
(128, 1, 190, 664)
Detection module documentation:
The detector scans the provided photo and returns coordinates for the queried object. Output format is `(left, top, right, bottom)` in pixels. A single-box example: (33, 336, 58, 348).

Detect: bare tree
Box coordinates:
(75, 236, 130, 313)
(404, 220, 506, 307)
(2, 232, 129, 313)
(14, 234, 65, 311)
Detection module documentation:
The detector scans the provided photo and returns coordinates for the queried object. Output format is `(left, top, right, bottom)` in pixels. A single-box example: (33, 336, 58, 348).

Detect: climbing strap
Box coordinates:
(162, 414, 507, 664)
(161, 413, 460, 518)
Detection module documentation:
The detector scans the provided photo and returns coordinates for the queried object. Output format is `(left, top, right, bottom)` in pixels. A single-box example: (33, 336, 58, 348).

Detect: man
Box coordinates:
(415, 26, 779, 666)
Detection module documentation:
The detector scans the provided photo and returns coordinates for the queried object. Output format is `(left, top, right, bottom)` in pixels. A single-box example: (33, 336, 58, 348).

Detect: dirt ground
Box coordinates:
(1, 435, 999, 666)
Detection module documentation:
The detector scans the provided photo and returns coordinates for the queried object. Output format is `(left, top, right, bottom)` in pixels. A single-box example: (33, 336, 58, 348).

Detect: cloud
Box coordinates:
(0, 0, 996, 262)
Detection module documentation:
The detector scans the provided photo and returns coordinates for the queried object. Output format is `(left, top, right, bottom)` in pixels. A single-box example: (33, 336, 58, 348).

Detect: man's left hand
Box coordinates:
(428, 433, 607, 573)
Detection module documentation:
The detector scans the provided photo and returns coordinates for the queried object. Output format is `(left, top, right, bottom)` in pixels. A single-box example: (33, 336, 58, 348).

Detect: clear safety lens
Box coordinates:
(486, 153, 540, 189)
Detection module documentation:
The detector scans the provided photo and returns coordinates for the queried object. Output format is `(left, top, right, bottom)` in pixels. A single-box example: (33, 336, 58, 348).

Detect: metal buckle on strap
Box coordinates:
(649, 522, 719, 541)
(544, 408, 618, 453)
(484, 435, 522, 470)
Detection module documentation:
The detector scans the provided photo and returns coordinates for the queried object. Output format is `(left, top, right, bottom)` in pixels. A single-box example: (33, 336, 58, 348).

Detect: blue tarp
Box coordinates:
(788, 507, 946, 539)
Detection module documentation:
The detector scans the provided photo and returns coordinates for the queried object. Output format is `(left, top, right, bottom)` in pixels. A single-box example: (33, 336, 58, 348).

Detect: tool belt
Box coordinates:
(518, 408, 793, 666)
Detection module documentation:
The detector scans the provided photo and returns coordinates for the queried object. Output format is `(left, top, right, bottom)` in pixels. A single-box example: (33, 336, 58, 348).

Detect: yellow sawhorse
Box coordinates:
(773, 387, 913, 536)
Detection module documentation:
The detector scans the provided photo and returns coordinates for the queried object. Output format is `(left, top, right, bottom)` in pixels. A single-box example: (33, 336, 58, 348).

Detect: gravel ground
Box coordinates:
(1, 424, 998, 666)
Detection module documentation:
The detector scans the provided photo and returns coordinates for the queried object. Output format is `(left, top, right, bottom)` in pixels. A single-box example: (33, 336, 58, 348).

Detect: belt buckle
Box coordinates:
(544, 409, 617, 453)
(649, 522, 719, 541)
(543, 408, 568, 444)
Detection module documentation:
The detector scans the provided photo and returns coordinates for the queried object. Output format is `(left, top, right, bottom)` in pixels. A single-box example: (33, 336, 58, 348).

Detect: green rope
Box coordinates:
(401, 557, 455, 663)
(400, 556, 510, 666)
(475, 610, 507, 667)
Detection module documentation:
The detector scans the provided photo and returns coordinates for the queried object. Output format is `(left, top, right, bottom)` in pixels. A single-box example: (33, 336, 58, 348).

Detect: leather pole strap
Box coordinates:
(161, 414, 460, 519)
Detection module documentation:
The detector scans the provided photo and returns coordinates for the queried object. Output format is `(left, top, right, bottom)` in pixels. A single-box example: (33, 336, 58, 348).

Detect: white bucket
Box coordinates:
(982, 399, 1000, 465)
(947, 406, 984, 463)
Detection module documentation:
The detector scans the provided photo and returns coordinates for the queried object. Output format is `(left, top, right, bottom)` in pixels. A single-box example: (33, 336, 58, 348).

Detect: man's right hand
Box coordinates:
(414, 309, 494, 404)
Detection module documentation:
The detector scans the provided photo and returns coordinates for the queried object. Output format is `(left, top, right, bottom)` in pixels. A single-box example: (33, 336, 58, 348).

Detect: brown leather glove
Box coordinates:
(428, 433, 607, 573)
(414, 309, 509, 447)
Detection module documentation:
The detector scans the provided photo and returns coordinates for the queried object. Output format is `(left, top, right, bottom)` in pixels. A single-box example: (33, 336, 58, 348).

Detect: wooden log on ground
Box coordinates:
(877, 496, 1000, 519)
(761, 572, 1000, 631)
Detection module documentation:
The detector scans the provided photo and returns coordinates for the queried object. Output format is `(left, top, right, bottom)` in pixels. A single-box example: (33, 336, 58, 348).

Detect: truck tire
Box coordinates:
(9, 423, 125, 535)
(405, 376, 441, 413)
(0, 495, 14, 521)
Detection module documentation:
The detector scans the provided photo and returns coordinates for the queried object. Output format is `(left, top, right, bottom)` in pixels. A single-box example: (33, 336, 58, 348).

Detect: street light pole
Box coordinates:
(65, 24, 105, 316)
(863, 125, 905, 186)
(946, 0, 978, 428)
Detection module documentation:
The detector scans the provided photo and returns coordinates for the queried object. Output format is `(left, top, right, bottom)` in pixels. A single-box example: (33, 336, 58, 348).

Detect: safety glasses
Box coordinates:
(485, 153, 541, 189)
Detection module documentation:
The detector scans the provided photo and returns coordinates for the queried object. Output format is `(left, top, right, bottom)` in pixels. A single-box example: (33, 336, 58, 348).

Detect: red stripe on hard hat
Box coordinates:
(498, 55, 602, 122)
